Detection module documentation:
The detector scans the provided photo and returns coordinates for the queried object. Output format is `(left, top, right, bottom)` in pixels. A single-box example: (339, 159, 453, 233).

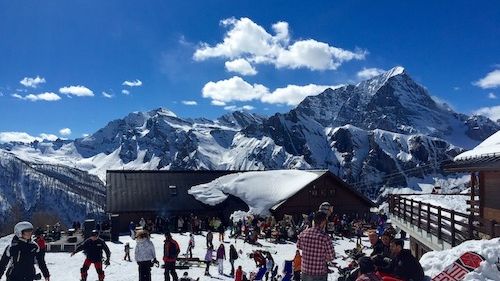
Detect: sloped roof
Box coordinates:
(444, 130, 500, 172)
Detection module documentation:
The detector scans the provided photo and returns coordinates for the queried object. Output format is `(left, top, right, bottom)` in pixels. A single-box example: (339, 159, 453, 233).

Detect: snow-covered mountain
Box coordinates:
(0, 150, 104, 234)
(1, 66, 498, 228)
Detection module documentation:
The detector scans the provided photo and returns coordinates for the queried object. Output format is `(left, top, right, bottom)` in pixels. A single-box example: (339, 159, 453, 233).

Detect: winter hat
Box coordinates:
(358, 257, 375, 274)
(318, 202, 332, 214)
(14, 221, 34, 238)
(91, 230, 99, 236)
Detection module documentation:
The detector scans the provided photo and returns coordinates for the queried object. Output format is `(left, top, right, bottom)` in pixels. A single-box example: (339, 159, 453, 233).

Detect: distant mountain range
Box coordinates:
(1, 66, 498, 230)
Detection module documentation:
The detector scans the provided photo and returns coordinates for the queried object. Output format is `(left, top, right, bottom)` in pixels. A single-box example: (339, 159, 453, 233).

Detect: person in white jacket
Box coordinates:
(134, 230, 158, 281)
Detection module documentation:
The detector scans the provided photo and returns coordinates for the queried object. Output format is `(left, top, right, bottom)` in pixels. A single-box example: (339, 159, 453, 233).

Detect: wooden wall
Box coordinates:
(481, 171, 500, 222)
(272, 173, 372, 219)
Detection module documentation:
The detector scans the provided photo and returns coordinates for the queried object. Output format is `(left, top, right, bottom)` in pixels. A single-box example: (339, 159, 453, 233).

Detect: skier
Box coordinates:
(206, 230, 214, 249)
(292, 250, 301, 281)
(0, 221, 50, 281)
(71, 229, 111, 281)
(216, 244, 226, 275)
(124, 242, 132, 262)
(34, 229, 48, 266)
(163, 232, 180, 281)
(129, 221, 136, 239)
(264, 252, 274, 281)
(135, 230, 158, 281)
(187, 233, 195, 258)
(204, 245, 214, 276)
(229, 244, 239, 276)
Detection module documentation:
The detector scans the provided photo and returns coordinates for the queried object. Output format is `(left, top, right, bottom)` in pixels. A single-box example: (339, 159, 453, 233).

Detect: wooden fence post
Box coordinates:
(468, 214, 474, 240)
(450, 210, 456, 247)
(403, 197, 407, 221)
(410, 199, 414, 225)
(437, 206, 442, 240)
(418, 201, 422, 229)
(427, 203, 431, 233)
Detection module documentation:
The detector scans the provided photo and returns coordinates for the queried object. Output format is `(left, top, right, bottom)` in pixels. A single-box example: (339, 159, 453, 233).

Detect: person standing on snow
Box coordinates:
(163, 232, 180, 281)
(297, 212, 335, 281)
(229, 244, 239, 276)
(187, 233, 195, 258)
(216, 244, 226, 275)
(71, 229, 111, 281)
(135, 230, 158, 281)
(0, 221, 50, 281)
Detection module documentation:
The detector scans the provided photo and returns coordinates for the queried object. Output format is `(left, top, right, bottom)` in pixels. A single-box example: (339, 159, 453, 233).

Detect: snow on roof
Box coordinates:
(454, 130, 500, 161)
(188, 170, 322, 215)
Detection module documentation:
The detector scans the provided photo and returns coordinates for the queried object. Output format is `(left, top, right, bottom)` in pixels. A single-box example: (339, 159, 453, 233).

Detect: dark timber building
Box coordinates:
(106, 170, 374, 232)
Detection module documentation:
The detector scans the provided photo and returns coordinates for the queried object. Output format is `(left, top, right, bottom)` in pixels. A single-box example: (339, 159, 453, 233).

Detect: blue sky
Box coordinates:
(0, 0, 499, 140)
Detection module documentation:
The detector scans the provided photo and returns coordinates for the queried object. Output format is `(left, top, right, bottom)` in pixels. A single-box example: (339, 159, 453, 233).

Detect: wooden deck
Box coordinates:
(389, 194, 500, 247)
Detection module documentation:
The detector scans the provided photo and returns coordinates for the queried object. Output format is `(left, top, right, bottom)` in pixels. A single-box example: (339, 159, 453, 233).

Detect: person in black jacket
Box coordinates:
(380, 239, 424, 281)
(71, 230, 111, 281)
(367, 231, 385, 257)
(229, 244, 239, 276)
(0, 221, 50, 281)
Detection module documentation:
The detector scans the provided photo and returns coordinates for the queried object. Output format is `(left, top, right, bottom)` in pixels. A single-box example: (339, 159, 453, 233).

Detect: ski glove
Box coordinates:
(104, 259, 110, 266)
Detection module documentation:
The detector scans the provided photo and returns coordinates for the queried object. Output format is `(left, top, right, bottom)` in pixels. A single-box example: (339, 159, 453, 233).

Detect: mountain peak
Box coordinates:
(385, 66, 405, 78)
(147, 107, 177, 118)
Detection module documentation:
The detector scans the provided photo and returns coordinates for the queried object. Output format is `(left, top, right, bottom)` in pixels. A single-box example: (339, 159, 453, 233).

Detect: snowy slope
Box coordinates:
(189, 170, 320, 215)
(0, 231, 375, 281)
(0, 150, 105, 235)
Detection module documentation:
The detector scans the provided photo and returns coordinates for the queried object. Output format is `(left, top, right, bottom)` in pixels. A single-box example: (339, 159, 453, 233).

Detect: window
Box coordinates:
(169, 185, 177, 196)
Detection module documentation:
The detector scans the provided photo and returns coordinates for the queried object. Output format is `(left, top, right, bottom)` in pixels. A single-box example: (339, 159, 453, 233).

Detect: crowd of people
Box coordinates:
(0, 202, 426, 281)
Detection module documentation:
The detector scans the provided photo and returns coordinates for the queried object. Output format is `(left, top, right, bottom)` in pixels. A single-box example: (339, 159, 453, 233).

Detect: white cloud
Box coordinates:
(488, 92, 497, 99)
(474, 70, 500, 89)
(211, 100, 226, 106)
(122, 79, 143, 87)
(181, 100, 198, 106)
(453, 86, 460, 91)
(194, 17, 366, 71)
(224, 105, 255, 111)
(59, 128, 72, 136)
(122, 89, 130, 95)
(12, 92, 61, 102)
(203, 76, 341, 106)
(261, 84, 341, 106)
(82, 133, 90, 137)
(474, 105, 500, 122)
(59, 85, 94, 97)
(0, 131, 58, 144)
(202, 76, 269, 102)
(102, 91, 113, 98)
(225, 59, 257, 75)
(20, 76, 46, 88)
(357, 67, 386, 80)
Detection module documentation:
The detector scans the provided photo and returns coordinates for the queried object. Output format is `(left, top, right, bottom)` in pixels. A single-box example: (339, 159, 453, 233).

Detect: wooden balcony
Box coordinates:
(388, 194, 500, 248)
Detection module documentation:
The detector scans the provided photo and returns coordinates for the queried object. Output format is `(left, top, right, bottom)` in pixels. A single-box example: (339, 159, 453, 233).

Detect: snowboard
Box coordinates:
(431, 252, 485, 281)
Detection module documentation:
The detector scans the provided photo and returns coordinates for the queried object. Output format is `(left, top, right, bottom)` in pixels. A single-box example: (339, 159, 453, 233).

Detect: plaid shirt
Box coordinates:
(297, 226, 335, 276)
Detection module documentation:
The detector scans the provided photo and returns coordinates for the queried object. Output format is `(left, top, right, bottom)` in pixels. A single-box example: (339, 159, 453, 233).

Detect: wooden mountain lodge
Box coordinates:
(106, 170, 375, 232)
(388, 131, 500, 258)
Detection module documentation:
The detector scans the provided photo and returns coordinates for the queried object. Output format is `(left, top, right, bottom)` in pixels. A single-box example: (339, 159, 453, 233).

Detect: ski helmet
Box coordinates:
(14, 221, 34, 238)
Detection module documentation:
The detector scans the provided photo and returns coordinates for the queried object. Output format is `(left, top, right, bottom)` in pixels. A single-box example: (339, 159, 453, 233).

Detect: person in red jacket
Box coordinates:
(235, 266, 243, 281)
(71, 230, 111, 281)
(163, 232, 180, 281)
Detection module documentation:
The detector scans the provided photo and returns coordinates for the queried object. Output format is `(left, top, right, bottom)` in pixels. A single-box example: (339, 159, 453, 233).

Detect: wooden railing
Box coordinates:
(389, 195, 500, 247)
